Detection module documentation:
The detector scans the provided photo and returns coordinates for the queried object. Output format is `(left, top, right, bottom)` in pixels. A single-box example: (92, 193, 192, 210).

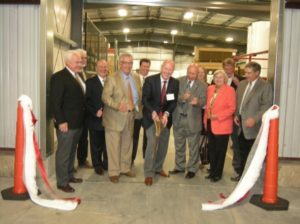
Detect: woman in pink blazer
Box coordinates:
(204, 70, 236, 182)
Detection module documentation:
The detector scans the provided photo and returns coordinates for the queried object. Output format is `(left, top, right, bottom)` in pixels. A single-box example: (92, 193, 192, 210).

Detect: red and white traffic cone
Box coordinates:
(250, 105, 289, 210)
(1, 101, 29, 200)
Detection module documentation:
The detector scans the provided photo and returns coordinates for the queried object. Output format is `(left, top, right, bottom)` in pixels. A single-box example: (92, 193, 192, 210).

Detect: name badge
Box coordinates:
(166, 93, 175, 101)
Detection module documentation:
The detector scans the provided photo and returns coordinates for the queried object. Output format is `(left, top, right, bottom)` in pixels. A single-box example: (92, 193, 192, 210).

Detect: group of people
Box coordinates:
(50, 49, 273, 192)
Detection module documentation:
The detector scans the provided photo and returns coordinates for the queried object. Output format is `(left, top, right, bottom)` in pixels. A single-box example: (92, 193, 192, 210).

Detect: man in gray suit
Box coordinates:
(102, 53, 140, 183)
(170, 64, 207, 179)
(232, 61, 273, 181)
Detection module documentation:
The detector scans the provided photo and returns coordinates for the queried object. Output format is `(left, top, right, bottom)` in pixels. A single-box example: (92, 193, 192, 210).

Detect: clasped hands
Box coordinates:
(152, 111, 168, 127)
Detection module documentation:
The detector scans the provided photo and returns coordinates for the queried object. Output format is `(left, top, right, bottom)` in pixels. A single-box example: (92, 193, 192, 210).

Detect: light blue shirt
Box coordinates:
(122, 73, 138, 105)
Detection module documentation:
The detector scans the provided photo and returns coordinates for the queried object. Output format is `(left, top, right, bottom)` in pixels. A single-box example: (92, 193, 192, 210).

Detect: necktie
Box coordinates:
(127, 77, 134, 111)
(75, 73, 85, 94)
(160, 81, 167, 105)
(182, 80, 192, 114)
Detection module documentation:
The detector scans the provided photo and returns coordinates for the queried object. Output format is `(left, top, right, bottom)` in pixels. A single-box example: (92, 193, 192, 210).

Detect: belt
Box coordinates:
(128, 110, 134, 112)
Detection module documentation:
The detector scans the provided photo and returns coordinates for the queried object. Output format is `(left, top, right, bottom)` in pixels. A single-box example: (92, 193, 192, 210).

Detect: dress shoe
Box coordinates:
(156, 170, 169, 177)
(121, 171, 136, 177)
(210, 176, 221, 182)
(109, 176, 119, 183)
(169, 169, 185, 174)
(185, 171, 195, 179)
(206, 168, 211, 173)
(144, 177, 153, 186)
(57, 184, 75, 193)
(78, 160, 93, 169)
(95, 168, 104, 175)
(69, 177, 83, 183)
(230, 175, 241, 182)
(205, 175, 212, 179)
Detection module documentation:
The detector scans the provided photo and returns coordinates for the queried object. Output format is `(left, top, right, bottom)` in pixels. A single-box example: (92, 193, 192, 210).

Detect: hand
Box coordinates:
(161, 114, 168, 126)
(59, 122, 68, 133)
(96, 108, 103, 118)
(118, 102, 128, 112)
(245, 117, 256, 128)
(190, 97, 198, 106)
(152, 111, 160, 122)
(234, 115, 240, 126)
(182, 91, 191, 101)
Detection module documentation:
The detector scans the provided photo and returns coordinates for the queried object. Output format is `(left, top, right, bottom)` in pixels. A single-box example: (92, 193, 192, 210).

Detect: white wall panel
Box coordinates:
(0, 5, 40, 148)
(279, 9, 300, 158)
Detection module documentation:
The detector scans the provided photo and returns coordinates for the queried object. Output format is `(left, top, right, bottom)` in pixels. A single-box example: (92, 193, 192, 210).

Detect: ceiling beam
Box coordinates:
(91, 19, 248, 43)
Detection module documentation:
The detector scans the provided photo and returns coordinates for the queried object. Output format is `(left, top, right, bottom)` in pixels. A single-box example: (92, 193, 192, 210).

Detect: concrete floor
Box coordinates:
(1, 132, 300, 224)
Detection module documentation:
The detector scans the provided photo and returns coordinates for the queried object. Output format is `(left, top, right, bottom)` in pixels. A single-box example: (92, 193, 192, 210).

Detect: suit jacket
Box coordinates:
(142, 74, 179, 129)
(102, 71, 140, 132)
(236, 78, 273, 139)
(50, 67, 85, 129)
(173, 77, 207, 133)
(85, 75, 105, 131)
(204, 84, 236, 135)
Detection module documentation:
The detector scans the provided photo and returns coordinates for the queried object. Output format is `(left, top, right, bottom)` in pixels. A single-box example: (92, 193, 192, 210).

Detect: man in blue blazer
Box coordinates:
(143, 60, 179, 186)
(50, 50, 84, 192)
(85, 59, 108, 175)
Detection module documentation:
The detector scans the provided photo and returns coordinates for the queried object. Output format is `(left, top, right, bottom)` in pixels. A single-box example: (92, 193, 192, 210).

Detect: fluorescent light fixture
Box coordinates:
(118, 9, 127, 17)
(184, 11, 193, 20)
(123, 28, 130, 34)
(171, 29, 178, 35)
(225, 37, 233, 42)
(163, 40, 168, 44)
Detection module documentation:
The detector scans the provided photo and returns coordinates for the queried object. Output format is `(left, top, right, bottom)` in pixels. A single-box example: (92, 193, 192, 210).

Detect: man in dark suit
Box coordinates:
(222, 58, 243, 180)
(143, 59, 179, 186)
(85, 59, 108, 175)
(232, 61, 273, 181)
(50, 50, 84, 193)
(132, 58, 151, 164)
(171, 64, 207, 179)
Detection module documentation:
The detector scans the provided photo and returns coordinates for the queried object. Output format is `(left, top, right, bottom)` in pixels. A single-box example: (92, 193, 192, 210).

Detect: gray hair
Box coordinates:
(76, 48, 87, 57)
(64, 50, 81, 64)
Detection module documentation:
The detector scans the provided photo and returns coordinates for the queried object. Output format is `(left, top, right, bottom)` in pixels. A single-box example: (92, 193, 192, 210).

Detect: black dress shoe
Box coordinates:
(210, 176, 221, 182)
(95, 168, 104, 175)
(230, 175, 241, 182)
(205, 175, 212, 179)
(169, 169, 185, 174)
(69, 177, 83, 183)
(57, 184, 75, 193)
(185, 172, 195, 179)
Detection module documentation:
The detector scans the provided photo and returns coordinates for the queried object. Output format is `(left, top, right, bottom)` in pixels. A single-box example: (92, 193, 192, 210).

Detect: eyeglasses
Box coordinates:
(121, 61, 133, 65)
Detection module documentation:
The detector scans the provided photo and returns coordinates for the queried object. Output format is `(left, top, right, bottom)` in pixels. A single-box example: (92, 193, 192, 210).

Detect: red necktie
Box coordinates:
(160, 81, 167, 105)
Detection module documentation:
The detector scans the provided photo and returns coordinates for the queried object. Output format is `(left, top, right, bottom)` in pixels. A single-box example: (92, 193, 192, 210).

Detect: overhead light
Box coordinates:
(123, 28, 130, 34)
(192, 52, 195, 56)
(171, 29, 178, 35)
(225, 37, 233, 42)
(118, 9, 127, 17)
(126, 39, 131, 42)
(184, 11, 193, 20)
(163, 40, 168, 44)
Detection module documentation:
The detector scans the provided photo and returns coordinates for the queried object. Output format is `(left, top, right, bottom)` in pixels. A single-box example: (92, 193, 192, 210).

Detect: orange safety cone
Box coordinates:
(250, 105, 289, 210)
(1, 101, 29, 200)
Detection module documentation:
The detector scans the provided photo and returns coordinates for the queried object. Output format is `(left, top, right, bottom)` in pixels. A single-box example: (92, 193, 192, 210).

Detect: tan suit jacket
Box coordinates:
(102, 71, 140, 132)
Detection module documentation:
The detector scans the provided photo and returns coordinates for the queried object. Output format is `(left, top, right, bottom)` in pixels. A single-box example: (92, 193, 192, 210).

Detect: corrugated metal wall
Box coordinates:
(0, 5, 40, 148)
(279, 8, 300, 157)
